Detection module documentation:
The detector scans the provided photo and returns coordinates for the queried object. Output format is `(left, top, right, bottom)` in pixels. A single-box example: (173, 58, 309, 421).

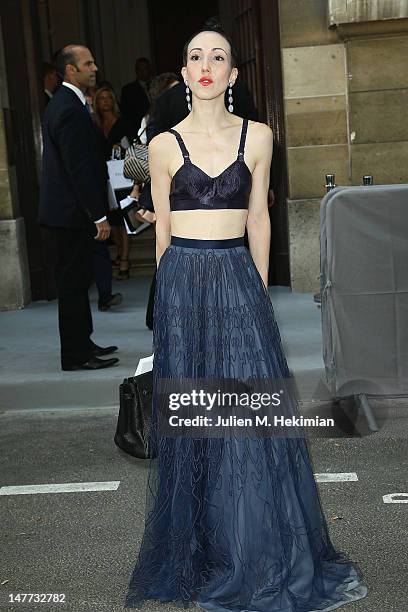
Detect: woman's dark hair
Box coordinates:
(148, 72, 180, 116)
(182, 17, 239, 68)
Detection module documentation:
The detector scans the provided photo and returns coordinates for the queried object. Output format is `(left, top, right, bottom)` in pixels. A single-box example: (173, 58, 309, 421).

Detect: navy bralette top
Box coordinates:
(168, 118, 252, 211)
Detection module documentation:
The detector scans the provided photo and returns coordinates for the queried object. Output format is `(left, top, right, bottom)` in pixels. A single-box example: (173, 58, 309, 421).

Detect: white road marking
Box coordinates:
(315, 472, 358, 483)
(383, 493, 408, 504)
(0, 405, 118, 416)
(0, 475, 358, 496)
(2, 475, 406, 505)
(0, 481, 120, 496)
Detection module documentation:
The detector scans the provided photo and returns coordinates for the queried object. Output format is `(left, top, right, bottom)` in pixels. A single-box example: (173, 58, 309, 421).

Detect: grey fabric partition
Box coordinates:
(320, 183, 408, 398)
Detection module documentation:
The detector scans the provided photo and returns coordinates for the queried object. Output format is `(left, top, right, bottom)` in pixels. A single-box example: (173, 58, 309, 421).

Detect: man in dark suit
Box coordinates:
(43, 62, 60, 107)
(120, 57, 152, 136)
(39, 44, 119, 371)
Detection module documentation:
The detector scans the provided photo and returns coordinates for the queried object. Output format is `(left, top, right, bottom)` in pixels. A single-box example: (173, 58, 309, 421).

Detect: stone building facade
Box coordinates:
(280, 0, 408, 291)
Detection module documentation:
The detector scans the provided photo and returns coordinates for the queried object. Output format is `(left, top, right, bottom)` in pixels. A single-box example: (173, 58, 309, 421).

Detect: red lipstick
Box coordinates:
(198, 77, 213, 86)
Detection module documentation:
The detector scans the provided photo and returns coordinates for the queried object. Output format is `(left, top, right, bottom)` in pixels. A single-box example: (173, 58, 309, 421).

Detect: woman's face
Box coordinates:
(182, 31, 238, 103)
(96, 90, 114, 112)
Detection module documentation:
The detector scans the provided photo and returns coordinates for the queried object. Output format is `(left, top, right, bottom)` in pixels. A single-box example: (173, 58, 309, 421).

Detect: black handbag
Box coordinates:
(114, 370, 153, 459)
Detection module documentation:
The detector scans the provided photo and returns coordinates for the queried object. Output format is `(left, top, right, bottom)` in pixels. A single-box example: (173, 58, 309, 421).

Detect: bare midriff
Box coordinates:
(170, 209, 248, 240)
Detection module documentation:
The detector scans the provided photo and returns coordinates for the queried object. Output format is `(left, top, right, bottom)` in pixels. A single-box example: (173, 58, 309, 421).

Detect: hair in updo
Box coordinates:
(182, 17, 239, 68)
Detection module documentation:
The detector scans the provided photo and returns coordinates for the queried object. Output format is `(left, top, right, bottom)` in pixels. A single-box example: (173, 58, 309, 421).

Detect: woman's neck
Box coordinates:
(185, 97, 235, 134)
(100, 111, 117, 133)
(101, 110, 116, 122)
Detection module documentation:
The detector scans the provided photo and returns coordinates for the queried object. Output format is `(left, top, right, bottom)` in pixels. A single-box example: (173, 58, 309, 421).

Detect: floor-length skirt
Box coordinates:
(125, 237, 368, 611)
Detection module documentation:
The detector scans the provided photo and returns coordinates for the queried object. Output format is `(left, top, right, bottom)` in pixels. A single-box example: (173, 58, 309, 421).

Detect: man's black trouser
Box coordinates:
(92, 239, 113, 306)
(50, 226, 94, 367)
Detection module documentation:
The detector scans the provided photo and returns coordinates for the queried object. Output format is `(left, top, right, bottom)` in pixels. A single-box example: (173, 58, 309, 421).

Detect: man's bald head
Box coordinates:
(55, 45, 85, 79)
(55, 45, 97, 92)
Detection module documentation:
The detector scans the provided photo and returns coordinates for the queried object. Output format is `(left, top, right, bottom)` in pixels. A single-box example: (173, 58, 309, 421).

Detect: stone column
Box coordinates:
(0, 110, 31, 310)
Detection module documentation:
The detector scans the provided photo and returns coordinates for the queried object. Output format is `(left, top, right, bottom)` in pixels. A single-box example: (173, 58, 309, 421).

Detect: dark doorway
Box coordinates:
(223, 0, 290, 286)
(148, 1, 219, 75)
(258, 0, 290, 286)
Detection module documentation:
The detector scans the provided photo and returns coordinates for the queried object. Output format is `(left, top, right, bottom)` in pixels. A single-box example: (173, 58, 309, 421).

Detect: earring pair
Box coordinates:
(184, 80, 235, 113)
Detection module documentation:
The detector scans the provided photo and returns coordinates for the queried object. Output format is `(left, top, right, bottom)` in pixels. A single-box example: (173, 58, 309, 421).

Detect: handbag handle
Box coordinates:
(133, 124, 147, 146)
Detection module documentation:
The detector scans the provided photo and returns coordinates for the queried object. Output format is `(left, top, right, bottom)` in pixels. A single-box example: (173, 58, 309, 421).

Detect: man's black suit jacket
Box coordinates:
(147, 81, 258, 142)
(120, 79, 150, 134)
(39, 85, 108, 228)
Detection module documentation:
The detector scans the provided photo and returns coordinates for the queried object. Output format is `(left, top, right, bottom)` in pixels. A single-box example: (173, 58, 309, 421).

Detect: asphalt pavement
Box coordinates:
(1, 279, 407, 611)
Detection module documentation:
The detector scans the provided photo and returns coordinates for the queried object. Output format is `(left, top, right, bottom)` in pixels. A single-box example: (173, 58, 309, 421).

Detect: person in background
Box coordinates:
(127, 73, 179, 330)
(43, 62, 60, 106)
(39, 44, 119, 370)
(131, 72, 180, 207)
(137, 72, 179, 144)
(80, 83, 123, 311)
(85, 80, 116, 117)
(85, 83, 98, 116)
(92, 237, 123, 311)
(94, 86, 136, 280)
(94, 86, 136, 151)
(130, 72, 180, 206)
(120, 57, 152, 136)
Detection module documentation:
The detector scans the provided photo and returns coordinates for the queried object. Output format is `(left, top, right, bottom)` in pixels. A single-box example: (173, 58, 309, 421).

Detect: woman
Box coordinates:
(124, 28, 368, 611)
(137, 71, 179, 144)
(131, 73, 180, 329)
(93, 86, 135, 279)
(128, 72, 180, 208)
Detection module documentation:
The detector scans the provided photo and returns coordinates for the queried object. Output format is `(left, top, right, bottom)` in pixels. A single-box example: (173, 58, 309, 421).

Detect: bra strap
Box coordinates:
(238, 118, 248, 158)
(168, 129, 190, 160)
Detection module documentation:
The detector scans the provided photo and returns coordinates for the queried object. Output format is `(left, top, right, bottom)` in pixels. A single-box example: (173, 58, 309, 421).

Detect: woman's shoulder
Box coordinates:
(148, 130, 176, 150)
(245, 120, 273, 163)
(247, 119, 273, 140)
(247, 120, 273, 158)
(148, 131, 178, 165)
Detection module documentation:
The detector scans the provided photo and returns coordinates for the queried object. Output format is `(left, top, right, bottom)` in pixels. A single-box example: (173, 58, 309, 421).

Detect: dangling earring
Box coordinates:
(185, 81, 192, 112)
(228, 81, 234, 113)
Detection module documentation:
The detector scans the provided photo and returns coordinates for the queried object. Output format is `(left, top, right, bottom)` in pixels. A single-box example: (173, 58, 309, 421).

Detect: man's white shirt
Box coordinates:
(62, 81, 87, 104)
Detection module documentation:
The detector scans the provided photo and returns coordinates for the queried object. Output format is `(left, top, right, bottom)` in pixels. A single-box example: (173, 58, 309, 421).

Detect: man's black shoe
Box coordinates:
(91, 343, 118, 356)
(62, 356, 119, 371)
(98, 293, 123, 311)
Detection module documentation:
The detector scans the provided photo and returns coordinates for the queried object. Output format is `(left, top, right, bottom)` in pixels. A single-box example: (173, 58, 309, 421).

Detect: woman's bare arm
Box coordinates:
(148, 134, 172, 265)
(246, 123, 273, 287)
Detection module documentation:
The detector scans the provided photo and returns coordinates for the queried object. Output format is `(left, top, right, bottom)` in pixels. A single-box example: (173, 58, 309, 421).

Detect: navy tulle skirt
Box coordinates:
(125, 237, 367, 611)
